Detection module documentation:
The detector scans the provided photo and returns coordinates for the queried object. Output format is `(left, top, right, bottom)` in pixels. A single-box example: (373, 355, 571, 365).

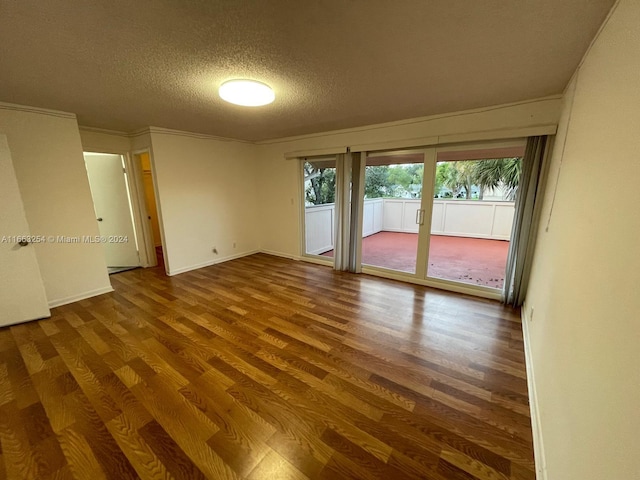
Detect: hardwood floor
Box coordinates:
(0, 253, 535, 479)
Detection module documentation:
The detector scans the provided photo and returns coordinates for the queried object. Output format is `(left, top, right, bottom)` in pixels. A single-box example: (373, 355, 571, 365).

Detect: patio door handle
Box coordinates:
(415, 209, 425, 226)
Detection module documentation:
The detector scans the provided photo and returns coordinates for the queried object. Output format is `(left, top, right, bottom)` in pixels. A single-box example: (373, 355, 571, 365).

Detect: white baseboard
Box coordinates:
(48, 285, 114, 308)
(258, 249, 301, 261)
(167, 250, 260, 276)
(521, 301, 548, 480)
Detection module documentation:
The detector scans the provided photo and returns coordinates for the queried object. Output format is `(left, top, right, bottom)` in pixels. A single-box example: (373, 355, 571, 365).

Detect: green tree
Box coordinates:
(441, 161, 477, 199)
(434, 162, 450, 196)
(364, 166, 390, 198)
(304, 162, 336, 205)
(387, 164, 423, 198)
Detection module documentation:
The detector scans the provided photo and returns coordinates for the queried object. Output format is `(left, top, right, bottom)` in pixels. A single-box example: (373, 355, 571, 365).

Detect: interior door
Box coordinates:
(0, 134, 50, 325)
(84, 153, 139, 268)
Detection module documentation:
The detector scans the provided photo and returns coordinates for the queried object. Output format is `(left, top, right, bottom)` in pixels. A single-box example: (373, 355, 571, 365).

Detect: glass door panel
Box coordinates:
(360, 151, 425, 274)
(302, 158, 337, 259)
(426, 145, 525, 290)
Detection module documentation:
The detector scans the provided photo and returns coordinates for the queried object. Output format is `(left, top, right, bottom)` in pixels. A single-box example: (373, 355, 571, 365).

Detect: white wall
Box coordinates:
(257, 97, 562, 258)
(79, 128, 132, 154)
(0, 104, 112, 306)
(148, 130, 260, 275)
(524, 1, 640, 478)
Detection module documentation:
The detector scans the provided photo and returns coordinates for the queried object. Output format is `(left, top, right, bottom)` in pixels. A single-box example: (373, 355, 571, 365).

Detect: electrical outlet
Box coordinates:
(212, 247, 218, 254)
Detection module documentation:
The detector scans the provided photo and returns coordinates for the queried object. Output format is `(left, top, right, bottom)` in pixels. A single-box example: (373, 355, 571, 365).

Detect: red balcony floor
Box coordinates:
(322, 231, 509, 289)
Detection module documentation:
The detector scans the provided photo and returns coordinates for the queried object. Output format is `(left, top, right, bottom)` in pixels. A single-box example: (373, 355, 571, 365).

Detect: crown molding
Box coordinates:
(256, 95, 563, 146)
(146, 126, 253, 144)
(78, 124, 251, 143)
(0, 101, 76, 119)
(78, 125, 130, 136)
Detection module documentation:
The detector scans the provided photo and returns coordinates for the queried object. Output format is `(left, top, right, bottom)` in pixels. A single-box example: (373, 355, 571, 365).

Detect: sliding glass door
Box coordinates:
(297, 140, 526, 297)
(357, 140, 525, 297)
(425, 144, 525, 292)
(360, 151, 427, 274)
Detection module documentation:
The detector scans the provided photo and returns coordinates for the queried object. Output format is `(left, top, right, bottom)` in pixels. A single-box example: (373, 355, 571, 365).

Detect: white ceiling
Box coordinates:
(0, 0, 615, 142)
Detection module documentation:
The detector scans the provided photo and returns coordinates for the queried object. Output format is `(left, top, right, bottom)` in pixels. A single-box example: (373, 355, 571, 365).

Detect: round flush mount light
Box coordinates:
(218, 79, 275, 107)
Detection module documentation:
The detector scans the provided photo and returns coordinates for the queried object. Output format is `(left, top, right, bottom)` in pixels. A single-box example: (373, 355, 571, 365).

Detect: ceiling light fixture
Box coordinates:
(218, 79, 275, 107)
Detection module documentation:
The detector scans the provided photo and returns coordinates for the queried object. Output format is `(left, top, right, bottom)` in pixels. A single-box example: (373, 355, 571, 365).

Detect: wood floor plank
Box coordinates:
(246, 448, 309, 480)
(57, 427, 106, 479)
(0, 253, 535, 479)
(106, 413, 174, 480)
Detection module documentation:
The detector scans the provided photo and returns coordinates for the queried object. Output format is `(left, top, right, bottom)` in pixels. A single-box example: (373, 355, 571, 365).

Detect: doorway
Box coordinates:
(134, 151, 164, 269)
(83, 152, 140, 273)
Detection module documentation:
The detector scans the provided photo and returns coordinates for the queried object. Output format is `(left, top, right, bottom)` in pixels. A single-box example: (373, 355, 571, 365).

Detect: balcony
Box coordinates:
(306, 198, 514, 289)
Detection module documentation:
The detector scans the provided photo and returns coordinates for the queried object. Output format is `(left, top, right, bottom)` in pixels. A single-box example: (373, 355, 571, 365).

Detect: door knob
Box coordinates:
(97, 217, 103, 221)
(18, 240, 29, 247)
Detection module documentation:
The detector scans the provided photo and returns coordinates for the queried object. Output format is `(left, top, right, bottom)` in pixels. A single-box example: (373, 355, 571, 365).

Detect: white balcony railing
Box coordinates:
(305, 198, 514, 255)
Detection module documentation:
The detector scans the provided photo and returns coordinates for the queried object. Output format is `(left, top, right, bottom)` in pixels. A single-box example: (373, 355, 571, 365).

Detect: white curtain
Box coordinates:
(503, 135, 553, 306)
(333, 153, 352, 271)
(347, 152, 364, 273)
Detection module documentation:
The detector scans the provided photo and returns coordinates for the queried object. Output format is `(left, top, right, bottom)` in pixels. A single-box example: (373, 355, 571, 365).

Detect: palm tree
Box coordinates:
(473, 157, 521, 200)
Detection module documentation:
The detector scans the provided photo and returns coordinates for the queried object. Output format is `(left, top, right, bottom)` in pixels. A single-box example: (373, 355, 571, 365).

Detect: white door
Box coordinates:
(84, 153, 139, 268)
(0, 134, 50, 325)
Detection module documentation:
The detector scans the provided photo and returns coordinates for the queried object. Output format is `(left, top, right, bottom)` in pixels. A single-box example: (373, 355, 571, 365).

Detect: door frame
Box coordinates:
(130, 148, 168, 273)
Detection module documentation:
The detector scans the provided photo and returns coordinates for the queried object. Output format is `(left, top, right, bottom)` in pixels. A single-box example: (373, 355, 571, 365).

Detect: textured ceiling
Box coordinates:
(0, 0, 615, 142)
